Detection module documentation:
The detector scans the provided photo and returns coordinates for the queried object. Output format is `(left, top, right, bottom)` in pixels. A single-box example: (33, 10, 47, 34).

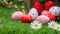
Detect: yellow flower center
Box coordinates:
(34, 24, 38, 28)
(50, 24, 55, 27)
(56, 26, 60, 31)
(51, 24, 54, 26)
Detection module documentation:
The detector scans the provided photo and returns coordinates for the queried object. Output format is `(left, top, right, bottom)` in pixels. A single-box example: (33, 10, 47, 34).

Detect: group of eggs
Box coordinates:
(11, 1, 60, 24)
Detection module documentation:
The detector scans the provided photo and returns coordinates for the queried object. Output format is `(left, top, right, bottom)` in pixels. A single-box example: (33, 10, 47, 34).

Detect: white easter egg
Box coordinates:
(49, 6, 60, 16)
(28, 8, 38, 20)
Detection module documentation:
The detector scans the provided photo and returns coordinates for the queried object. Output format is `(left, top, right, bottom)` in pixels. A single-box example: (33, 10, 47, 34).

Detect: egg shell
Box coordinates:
(21, 14, 32, 23)
(28, 8, 38, 20)
(41, 10, 50, 15)
(33, 1, 42, 14)
(44, 1, 54, 11)
(45, 14, 56, 21)
(11, 11, 24, 20)
(36, 15, 50, 24)
(49, 6, 60, 16)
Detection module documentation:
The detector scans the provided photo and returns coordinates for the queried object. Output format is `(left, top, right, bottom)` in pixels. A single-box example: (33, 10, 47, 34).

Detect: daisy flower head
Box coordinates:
(48, 21, 58, 29)
(55, 24, 60, 31)
(30, 21, 42, 30)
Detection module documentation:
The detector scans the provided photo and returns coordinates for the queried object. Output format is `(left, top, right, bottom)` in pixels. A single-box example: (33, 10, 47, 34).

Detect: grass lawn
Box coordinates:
(0, 0, 60, 34)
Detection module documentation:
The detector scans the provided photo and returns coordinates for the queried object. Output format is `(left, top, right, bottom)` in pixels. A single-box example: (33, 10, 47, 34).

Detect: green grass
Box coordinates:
(0, 0, 60, 34)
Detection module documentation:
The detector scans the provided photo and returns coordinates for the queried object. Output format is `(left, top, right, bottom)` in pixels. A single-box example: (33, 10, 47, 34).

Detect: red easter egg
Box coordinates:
(33, 1, 42, 14)
(21, 14, 32, 23)
(45, 14, 56, 21)
(44, 1, 54, 11)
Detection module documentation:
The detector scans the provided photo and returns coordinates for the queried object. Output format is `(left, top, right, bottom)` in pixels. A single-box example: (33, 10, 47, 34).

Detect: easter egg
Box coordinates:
(11, 11, 24, 20)
(45, 14, 56, 21)
(28, 8, 38, 20)
(33, 1, 42, 14)
(36, 15, 50, 24)
(21, 14, 32, 23)
(49, 6, 60, 16)
(41, 10, 50, 15)
(44, 1, 54, 11)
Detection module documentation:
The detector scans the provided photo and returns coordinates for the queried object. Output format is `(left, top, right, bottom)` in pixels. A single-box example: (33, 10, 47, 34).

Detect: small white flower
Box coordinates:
(48, 21, 58, 29)
(55, 24, 60, 31)
(30, 21, 42, 30)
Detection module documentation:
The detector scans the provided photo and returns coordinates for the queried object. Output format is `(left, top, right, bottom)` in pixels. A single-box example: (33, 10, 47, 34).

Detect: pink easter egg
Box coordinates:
(41, 10, 50, 15)
(11, 11, 24, 20)
(36, 15, 50, 24)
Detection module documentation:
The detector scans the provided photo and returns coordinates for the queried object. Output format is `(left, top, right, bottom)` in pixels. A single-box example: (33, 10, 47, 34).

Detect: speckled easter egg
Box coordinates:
(49, 6, 60, 16)
(11, 11, 24, 20)
(36, 15, 50, 24)
(28, 8, 38, 20)
(41, 10, 50, 15)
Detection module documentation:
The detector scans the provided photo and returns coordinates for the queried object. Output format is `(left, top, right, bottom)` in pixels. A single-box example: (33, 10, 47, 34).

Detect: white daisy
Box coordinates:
(54, 24, 60, 31)
(48, 21, 58, 29)
(30, 21, 42, 30)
